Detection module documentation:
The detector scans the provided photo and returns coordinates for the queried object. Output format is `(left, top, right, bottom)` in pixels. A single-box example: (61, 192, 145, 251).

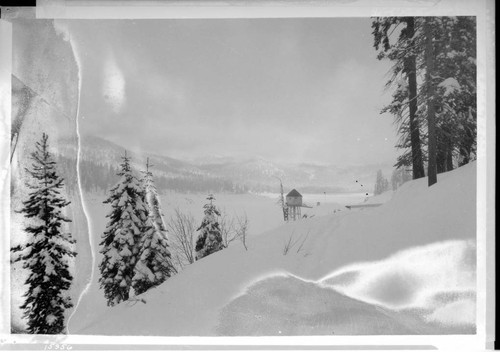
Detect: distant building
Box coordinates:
(286, 189, 303, 220)
(286, 189, 302, 206)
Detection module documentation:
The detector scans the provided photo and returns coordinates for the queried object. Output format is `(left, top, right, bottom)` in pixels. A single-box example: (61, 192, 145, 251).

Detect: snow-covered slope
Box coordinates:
(76, 162, 476, 336)
(361, 189, 394, 205)
(217, 275, 470, 336)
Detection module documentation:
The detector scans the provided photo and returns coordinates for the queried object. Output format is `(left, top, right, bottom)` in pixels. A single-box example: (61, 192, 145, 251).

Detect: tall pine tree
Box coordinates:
(372, 16, 476, 184)
(11, 133, 76, 334)
(195, 194, 224, 260)
(99, 152, 149, 306)
(372, 17, 426, 179)
(424, 18, 438, 186)
(132, 159, 174, 295)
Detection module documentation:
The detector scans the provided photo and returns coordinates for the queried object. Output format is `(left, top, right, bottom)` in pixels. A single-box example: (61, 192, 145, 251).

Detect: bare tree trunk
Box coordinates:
(459, 110, 474, 166)
(436, 129, 447, 173)
(405, 17, 426, 180)
(436, 145, 447, 174)
(276, 177, 288, 221)
(425, 19, 438, 186)
(446, 139, 454, 171)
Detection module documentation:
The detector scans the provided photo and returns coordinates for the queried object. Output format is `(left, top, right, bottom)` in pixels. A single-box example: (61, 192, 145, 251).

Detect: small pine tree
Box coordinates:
(11, 133, 76, 334)
(195, 194, 224, 260)
(132, 159, 174, 295)
(99, 152, 149, 306)
(374, 170, 389, 195)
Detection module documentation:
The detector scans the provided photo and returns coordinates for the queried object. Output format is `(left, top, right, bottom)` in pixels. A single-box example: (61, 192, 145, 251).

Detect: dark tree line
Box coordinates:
(155, 175, 248, 194)
(56, 156, 120, 194)
(373, 16, 476, 186)
(56, 155, 247, 194)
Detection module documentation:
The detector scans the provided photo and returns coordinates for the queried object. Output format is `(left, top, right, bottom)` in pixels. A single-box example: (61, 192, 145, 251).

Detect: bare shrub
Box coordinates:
(235, 213, 249, 251)
(167, 208, 196, 269)
(220, 209, 249, 250)
(283, 230, 310, 256)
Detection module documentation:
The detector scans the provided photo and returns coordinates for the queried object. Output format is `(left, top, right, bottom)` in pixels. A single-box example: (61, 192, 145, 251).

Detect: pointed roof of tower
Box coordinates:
(286, 189, 302, 198)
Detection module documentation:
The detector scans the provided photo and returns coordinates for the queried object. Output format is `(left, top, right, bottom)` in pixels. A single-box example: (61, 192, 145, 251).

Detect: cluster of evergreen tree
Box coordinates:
(16, 142, 230, 314)
(372, 16, 476, 185)
(99, 154, 174, 306)
(11, 133, 76, 334)
(195, 194, 225, 261)
(98, 156, 230, 304)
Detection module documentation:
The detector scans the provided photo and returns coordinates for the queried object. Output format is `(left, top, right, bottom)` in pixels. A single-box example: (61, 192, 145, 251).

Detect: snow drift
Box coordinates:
(76, 162, 476, 336)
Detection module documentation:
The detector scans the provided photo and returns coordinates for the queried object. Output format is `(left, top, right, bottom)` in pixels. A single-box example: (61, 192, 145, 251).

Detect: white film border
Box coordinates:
(0, 0, 495, 350)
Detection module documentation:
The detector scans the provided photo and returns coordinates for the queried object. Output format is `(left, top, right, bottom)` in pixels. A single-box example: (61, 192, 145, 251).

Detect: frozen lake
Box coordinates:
(257, 192, 370, 207)
(83, 191, 370, 238)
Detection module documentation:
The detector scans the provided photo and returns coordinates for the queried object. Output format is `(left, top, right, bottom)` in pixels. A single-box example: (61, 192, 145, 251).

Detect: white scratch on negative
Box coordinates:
(65, 31, 95, 335)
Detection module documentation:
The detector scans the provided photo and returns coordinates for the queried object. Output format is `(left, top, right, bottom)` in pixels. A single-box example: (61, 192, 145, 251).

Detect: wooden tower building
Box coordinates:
(286, 189, 303, 221)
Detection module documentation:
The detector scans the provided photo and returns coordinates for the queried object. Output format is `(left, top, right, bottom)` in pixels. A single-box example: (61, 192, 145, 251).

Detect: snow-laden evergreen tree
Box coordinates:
(99, 152, 149, 306)
(141, 158, 168, 234)
(372, 16, 476, 180)
(195, 194, 224, 260)
(132, 159, 174, 295)
(11, 133, 76, 334)
(372, 17, 426, 179)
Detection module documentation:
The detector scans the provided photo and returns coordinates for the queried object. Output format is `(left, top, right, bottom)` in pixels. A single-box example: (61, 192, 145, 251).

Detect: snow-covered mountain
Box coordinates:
(58, 135, 199, 177)
(57, 135, 393, 193)
(198, 157, 392, 193)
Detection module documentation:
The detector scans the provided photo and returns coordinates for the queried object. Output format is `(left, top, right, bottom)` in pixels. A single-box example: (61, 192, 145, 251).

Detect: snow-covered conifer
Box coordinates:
(373, 17, 477, 177)
(142, 158, 167, 233)
(374, 170, 389, 195)
(99, 152, 149, 306)
(132, 159, 174, 295)
(11, 133, 76, 334)
(195, 194, 224, 260)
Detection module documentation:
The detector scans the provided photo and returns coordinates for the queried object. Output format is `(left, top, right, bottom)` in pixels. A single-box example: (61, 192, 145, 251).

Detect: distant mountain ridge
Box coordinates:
(57, 135, 394, 194)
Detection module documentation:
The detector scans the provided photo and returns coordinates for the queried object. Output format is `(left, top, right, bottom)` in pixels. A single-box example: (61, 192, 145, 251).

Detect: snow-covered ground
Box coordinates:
(69, 161, 476, 336)
(361, 190, 394, 205)
(66, 190, 357, 332)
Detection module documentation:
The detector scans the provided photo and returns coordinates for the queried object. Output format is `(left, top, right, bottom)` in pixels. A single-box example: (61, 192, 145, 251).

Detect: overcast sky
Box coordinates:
(61, 18, 398, 166)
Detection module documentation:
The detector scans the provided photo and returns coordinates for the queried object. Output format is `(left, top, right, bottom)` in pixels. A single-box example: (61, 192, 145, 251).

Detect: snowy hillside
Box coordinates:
(72, 161, 476, 336)
(57, 135, 201, 177)
(55, 135, 393, 194)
